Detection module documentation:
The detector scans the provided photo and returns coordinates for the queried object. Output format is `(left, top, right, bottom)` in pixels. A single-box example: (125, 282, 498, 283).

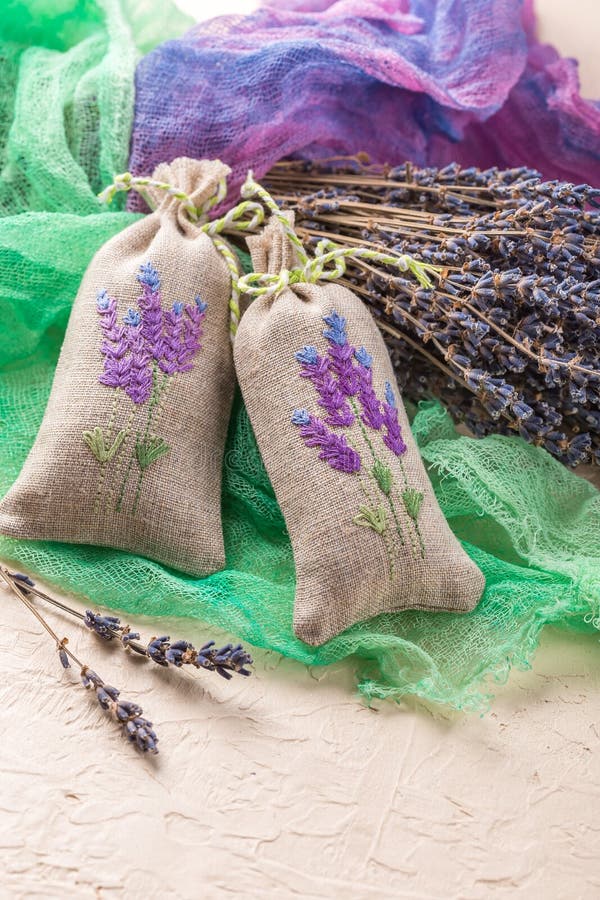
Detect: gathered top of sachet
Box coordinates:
(235, 214, 485, 646)
(0, 157, 237, 577)
(143, 158, 231, 231)
(245, 209, 299, 274)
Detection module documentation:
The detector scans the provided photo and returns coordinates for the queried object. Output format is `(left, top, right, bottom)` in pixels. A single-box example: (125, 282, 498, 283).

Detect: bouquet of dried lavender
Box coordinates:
(0, 567, 253, 755)
(266, 158, 600, 466)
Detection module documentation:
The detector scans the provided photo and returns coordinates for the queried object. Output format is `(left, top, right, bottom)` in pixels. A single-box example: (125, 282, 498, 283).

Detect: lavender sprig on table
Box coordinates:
(80, 667, 158, 753)
(11, 571, 254, 680)
(2, 567, 255, 756)
(1, 568, 158, 754)
(266, 158, 600, 467)
(84, 611, 253, 679)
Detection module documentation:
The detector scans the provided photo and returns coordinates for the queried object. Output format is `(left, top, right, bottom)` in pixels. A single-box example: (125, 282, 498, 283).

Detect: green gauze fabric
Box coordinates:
(2, 252, 599, 711)
(0, 0, 193, 361)
(0, 0, 192, 217)
(0, 2, 598, 712)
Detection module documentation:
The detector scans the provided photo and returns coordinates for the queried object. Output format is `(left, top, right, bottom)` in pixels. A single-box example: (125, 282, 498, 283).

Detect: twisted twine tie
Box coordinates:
(237, 239, 437, 299)
(99, 173, 266, 337)
(237, 171, 438, 300)
(98, 171, 228, 221)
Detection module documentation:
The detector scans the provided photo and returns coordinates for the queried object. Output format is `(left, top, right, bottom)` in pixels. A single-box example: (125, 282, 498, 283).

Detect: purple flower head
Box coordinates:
(123, 328, 152, 404)
(292, 309, 410, 477)
(95, 262, 207, 400)
(293, 411, 361, 473)
(295, 345, 319, 366)
(99, 356, 130, 390)
(291, 408, 311, 426)
(123, 309, 141, 326)
(384, 381, 397, 408)
(97, 290, 134, 392)
(137, 261, 160, 292)
(355, 347, 372, 368)
(297, 348, 356, 426)
(357, 370, 384, 430)
(322, 310, 348, 346)
(160, 301, 204, 375)
(382, 394, 407, 457)
(96, 289, 111, 311)
(327, 339, 360, 397)
(136, 262, 164, 363)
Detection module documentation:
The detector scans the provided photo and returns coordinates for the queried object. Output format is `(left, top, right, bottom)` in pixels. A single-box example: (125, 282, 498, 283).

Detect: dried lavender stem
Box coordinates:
(266, 169, 498, 203)
(0, 572, 150, 657)
(0, 568, 254, 679)
(0, 566, 84, 668)
(307, 241, 597, 378)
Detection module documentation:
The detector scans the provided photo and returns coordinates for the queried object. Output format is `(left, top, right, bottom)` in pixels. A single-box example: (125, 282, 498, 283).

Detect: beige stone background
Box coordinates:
(1, 3, 599, 899)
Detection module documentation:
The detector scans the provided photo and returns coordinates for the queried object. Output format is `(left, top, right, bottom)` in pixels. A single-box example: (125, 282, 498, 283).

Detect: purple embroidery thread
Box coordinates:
(85, 263, 207, 516)
(291, 309, 425, 564)
(291, 409, 361, 473)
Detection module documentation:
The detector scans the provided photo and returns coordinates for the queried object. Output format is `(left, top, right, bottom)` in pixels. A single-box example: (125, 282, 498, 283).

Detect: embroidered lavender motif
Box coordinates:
(292, 310, 425, 571)
(83, 263, 207, 515)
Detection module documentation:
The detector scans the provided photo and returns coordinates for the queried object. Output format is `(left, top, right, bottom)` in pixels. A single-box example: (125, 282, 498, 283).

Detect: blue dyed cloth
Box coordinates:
(128, 0, 599, 199)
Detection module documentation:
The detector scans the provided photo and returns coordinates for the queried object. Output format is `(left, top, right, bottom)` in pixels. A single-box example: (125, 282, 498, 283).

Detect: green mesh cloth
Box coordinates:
(2, 301, 599, 710)
(0, 1, 599, 712)
(0, 0, 192, 217)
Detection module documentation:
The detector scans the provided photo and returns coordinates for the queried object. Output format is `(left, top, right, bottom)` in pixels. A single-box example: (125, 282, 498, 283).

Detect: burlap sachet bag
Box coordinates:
(235, 212, 485, 645)
(0, 158, 239, 576)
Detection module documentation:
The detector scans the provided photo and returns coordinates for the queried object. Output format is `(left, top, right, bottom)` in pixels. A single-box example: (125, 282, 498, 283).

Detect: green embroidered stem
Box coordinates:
(131, 366, 159, 515)
(392, 453, 425, 559)
(108, 409, 134, 513)
(350, 398, 405, 547)
(91, 394, 118, 513)
(371, 458, 393, 495)
(116, 446, 136, 513)
(401, 488, 426, 559)
(353, 504, 388, 534)
(354, 471, 395, 578)
(131, 367, 172, 515)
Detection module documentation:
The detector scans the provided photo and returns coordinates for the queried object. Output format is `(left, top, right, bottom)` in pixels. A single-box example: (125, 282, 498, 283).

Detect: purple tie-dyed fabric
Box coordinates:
(128, 0, 599, 206)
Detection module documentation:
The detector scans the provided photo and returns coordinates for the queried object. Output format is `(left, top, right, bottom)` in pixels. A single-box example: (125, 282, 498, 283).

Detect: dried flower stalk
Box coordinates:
(1, 566, 255, 755)
(266, 158, 600, 466)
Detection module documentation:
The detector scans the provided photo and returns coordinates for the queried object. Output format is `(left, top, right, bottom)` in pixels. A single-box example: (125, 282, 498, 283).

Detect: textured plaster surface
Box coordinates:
(3, 5, 600, 892)
(1, 568, 599, 899)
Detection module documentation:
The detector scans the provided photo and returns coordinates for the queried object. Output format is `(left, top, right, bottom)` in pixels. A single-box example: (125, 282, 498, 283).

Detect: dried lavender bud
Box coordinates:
(121, 628, 141, 648)
(147, 635, 170, 666)
(197, 641, 253, 679)
(267, 159, 600, 466)
(165, 639, 195, 667)
(80, 666, 158, 754)
(12, 572, 35, 587)
(84, 609, 122, 640)
(146, 635, 253, 677)
(124, 716, 158, 753)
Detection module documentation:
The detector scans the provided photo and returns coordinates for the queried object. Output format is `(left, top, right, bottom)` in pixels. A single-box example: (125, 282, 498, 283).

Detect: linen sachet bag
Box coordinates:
(235, 211, 485, 646)
(0, 158, 237, 576)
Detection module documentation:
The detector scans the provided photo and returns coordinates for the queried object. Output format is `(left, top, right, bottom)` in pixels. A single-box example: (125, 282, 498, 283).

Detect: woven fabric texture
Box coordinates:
(0, 0, 191, 217)
(0, 159, 236, 576)
(0, 0, 598, 709)
(236, 216, 484, 644)
(128, 0, 600, 204)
